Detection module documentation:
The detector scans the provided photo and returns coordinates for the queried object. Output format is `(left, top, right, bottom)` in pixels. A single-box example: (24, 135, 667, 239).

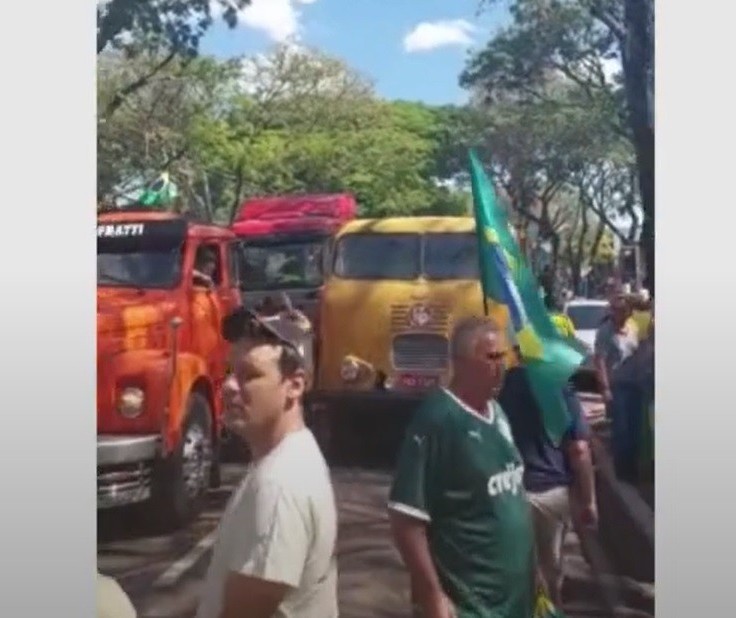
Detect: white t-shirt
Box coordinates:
(97, 573, 137, 618)
(196, 428, 338, 618)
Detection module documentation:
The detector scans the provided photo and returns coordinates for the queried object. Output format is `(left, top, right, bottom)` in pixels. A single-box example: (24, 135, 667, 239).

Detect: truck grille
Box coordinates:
(392, 333, 449, 371)
(390, 304, 450, 333)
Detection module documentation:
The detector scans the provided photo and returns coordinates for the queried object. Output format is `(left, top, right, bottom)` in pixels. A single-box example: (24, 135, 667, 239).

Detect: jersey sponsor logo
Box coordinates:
(412, 434, 425, 446)
(467, 429, 482, 441)
(487, 462, 524, 497)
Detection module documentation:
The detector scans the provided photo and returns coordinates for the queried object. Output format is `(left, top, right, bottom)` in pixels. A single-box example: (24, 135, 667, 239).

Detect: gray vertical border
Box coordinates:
(657, 0, 735, 615)
(0, 1, 96, 615)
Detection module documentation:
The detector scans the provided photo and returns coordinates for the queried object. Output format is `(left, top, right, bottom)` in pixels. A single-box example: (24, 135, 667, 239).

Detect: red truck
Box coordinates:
(97, 209, 241, 527)
(231, 193, 357, 320)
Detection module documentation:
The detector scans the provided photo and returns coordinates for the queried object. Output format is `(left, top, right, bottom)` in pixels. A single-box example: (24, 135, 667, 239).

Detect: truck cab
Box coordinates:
(231, 193, 357, 322)
(97, 209, 241, 527)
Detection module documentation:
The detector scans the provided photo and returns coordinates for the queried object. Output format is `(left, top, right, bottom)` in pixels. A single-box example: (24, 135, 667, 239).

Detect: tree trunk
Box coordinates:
(573, 206, 590, 295)
(550, 234, 561, 289)
(623, 0, 655, 293)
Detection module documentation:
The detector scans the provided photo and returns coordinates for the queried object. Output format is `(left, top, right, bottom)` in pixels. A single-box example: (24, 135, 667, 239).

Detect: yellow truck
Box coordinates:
(308, 216, 511, 464)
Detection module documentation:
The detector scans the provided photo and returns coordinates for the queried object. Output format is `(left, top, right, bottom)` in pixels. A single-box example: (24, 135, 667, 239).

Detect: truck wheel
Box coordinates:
(151, 392, 213, 530)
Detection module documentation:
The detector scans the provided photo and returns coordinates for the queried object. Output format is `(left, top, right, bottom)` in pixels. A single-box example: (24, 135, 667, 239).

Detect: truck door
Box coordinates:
(190, 241, 227, 386)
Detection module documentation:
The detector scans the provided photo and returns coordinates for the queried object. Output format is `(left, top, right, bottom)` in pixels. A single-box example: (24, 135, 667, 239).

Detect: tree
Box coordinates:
(466, 0, 654, 290)
(191, 46, 469, 220)
(97, 0, 251, 120)
(97, 51, 240, 210)
(99, 44, 467, 222)
(97, 0, 251, 56)
(441, 80, 622, 272)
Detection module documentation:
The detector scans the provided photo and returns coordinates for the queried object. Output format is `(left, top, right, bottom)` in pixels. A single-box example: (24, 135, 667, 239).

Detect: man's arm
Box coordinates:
(593, 328, 611, 402)
(562, 386, 598, 528)
(221, 574, 288, 618)
(220, 483, 310, 618)
(388, 413, 454, 618)
(389, 511, 452, 618)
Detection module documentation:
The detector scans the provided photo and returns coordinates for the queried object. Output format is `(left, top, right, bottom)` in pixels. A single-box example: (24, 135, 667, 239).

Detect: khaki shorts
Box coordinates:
(527, 486, 571, 592)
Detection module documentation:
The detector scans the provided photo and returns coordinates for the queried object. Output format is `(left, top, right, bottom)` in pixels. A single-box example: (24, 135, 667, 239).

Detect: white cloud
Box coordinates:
(213, 0, 316, 42)
(403, 19, 475, 53)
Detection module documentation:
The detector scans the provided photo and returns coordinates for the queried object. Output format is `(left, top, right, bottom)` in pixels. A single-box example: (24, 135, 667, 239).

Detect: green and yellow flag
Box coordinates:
(138, 172, 178, 208)
(468, 150, 584, 445)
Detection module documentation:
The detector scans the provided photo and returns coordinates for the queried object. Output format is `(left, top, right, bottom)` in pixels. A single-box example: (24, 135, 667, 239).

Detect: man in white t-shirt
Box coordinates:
(196, 307, 338, 618)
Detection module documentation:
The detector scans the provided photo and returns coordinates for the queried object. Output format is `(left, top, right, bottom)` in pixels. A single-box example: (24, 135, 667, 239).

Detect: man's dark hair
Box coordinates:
(195, 246, 217, 267)
(222, 307, 305, 376)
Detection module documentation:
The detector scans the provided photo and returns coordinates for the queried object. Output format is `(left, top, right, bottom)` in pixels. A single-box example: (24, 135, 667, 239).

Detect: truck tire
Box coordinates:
(151, 392, 214, 530)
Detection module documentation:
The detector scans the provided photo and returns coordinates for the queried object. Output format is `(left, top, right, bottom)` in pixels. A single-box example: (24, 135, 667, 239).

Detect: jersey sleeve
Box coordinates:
(388, 406, 443, 523)
(227, 481, 310, 588)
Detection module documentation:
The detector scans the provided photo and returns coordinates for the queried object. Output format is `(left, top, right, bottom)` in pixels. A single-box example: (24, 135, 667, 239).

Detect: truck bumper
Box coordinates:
(97, 435, 160, 509)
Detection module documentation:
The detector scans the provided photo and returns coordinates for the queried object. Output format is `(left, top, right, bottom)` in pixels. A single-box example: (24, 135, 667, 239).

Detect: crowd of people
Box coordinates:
(593, 287, 654, 483)
(98, 288, 654, 618)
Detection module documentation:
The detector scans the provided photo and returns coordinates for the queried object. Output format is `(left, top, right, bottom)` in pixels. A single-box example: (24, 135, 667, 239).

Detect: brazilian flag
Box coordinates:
(468, 150, 584, 445)
(138, 172, 178, 208)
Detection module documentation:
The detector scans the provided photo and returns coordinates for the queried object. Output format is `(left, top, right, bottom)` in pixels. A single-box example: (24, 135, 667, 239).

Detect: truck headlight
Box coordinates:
(118, 387, 145, 419)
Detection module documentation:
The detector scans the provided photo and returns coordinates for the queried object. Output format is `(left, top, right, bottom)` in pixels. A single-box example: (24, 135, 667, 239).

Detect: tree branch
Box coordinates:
(104, 50, 178, 119)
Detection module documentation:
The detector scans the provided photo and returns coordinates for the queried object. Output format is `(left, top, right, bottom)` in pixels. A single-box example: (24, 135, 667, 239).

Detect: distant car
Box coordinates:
(564, 298, 609, 393)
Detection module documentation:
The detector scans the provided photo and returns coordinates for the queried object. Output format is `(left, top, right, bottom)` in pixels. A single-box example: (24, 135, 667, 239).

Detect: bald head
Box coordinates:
(450, 316, 502, 360)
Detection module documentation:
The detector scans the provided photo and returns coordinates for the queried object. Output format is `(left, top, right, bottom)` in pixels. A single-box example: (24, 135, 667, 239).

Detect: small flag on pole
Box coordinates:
(138, 172, 178, 208)
(468, 150, 584, 445)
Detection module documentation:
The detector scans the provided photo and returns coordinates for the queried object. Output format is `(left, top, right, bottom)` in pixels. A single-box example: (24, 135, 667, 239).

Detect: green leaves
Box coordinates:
(97, 44, 468, 221)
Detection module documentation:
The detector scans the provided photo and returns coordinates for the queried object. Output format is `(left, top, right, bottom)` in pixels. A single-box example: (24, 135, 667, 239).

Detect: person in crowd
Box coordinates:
(499, 333, 597, 607)
(388, 316, 537, 618)
(195, 307, 338, 618)
(594, 293, 642, 482)
(544, 292, 576, 340)
(630, 289, 653, 340)
(193, 246, 218, 287)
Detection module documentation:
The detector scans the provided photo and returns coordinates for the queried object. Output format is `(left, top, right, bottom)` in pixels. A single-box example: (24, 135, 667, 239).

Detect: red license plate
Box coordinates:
(396, 374, 440, 389)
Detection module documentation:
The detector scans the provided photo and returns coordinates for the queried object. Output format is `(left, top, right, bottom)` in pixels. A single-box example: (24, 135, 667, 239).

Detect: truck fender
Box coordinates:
(162, 352, 213, 454)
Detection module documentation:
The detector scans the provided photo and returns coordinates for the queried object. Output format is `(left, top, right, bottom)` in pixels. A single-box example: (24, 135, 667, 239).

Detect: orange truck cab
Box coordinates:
(97, 209, 241, 527)
(230, 193, 357, 323)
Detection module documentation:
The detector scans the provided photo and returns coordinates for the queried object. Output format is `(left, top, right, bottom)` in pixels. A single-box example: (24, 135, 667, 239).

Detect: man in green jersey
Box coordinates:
(388, 316, 536, 618)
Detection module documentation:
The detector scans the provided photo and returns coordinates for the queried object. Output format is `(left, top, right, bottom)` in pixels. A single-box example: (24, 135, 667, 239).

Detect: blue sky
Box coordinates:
(200, 0, 511, 105)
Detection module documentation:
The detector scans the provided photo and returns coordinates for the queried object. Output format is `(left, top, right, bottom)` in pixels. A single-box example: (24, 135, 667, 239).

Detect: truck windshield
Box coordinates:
(333, 233, 421, 280)
(240, 241, 324, 290)
(97, 249, 183, 288)
(424, 233, 480, 280)
(333, 232, 478, 280)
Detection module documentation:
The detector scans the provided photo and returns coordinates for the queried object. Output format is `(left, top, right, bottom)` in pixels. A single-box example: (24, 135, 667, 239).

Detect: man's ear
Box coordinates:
(285, 368, 306, 402)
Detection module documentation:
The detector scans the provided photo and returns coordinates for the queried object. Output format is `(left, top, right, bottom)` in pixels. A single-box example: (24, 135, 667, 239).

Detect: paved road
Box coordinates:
(98, 395, 653, 617)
